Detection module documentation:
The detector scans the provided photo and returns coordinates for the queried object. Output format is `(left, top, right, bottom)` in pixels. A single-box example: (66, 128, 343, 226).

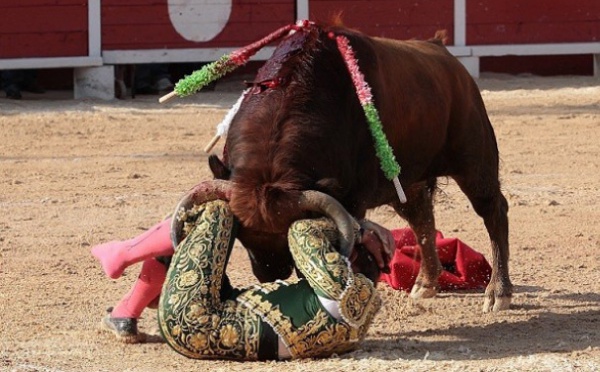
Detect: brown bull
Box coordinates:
(207, 22, 511, 312)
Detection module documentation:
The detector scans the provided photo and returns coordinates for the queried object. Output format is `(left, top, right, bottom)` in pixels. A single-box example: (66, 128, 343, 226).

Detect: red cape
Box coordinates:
(380, 228, 492, 291)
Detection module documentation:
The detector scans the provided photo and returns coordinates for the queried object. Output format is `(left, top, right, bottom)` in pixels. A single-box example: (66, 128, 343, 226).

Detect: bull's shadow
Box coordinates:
(357, 291, 599, 361)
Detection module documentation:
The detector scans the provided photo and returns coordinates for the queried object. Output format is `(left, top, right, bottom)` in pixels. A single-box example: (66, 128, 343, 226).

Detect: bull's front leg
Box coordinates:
(409, 225, 441, 298)
(392, 182, 442, 298)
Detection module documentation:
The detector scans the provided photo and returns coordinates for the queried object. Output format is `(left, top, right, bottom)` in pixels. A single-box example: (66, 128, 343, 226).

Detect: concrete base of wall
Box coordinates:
(74, 65, 114, 100)
(457, 56, 480, 78)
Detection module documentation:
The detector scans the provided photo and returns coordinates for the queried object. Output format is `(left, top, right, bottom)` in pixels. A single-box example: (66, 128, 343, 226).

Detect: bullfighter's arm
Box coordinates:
(357, 219, 395, 273)
(288, 218, 380, 327)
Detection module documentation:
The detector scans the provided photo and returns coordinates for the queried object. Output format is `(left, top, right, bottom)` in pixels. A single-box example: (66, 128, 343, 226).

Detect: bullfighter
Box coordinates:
(92, 200, 393, 358)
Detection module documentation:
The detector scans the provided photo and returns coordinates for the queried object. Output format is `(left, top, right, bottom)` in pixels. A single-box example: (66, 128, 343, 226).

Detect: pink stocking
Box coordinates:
(92, 218, 174, 279)
(111, 258, 167, 318)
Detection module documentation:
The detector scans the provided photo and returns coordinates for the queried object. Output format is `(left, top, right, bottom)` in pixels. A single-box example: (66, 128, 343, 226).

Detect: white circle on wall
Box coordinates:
(168, 0, 232, 42)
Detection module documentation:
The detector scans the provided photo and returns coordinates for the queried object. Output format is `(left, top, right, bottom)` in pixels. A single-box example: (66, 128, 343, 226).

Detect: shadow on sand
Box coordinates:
(359, 290, 599, 361)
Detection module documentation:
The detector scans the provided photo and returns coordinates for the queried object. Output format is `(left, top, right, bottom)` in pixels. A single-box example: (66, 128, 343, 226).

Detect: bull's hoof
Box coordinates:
(409, 283, 438, 299)
(482, 295, 511, 313)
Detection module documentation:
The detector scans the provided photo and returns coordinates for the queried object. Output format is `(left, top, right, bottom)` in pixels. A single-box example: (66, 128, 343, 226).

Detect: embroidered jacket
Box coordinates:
(237, 218, 381, 359)
(159, 202, 381, 361)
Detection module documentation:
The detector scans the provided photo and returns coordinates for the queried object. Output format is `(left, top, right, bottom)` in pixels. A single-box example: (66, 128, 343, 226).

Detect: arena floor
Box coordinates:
(1, 74, 599, 371)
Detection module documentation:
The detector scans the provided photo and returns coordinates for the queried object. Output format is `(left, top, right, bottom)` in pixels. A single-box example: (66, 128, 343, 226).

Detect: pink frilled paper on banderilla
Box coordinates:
(380, 229, 492, 291)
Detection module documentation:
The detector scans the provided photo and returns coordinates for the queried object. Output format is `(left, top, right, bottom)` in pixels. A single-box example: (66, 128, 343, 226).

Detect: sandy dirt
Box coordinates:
(1, 74, 599, 372)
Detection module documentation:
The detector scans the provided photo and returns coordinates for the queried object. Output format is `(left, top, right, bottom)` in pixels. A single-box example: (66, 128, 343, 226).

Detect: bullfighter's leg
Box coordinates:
(158, 200, 264, 360)
(392, 181, 441, 299)
(109, 258, 166, 317)
(453, 172, 511, 312)
(99, 257, 167, 343)
(92, 218, 174, 279)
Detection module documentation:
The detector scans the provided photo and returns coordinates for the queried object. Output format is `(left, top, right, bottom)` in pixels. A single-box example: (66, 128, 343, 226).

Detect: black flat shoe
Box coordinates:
(99, 307, 143, 343)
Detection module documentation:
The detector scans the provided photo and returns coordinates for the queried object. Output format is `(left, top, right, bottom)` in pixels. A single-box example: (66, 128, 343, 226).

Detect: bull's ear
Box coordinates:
(315, 177, 343, 194)
(208, 154, 231, 180)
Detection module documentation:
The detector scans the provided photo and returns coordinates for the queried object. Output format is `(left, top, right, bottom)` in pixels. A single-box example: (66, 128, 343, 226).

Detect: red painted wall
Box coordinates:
(467, 0, 600, 45)
(1, 1, 598, 76)
(309, 0, 599, 45)
(0, 0, 88, 59)
(101, 0, 295, 50)
(309, 0, 599, 75)
(309, 0, 455, 43)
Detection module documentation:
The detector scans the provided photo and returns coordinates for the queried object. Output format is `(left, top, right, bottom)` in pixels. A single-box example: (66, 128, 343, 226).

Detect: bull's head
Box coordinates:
(220, 24, 377, 238)
(171, 180, 357, 257)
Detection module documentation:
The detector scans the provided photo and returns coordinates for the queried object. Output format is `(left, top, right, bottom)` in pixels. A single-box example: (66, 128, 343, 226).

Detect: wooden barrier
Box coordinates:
(0, 0, 598, 99)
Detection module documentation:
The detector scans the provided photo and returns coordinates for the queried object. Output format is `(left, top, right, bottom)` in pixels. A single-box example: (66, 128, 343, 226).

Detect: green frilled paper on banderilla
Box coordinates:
(363, 103, 401, 181)
(175, 56, 237, 97)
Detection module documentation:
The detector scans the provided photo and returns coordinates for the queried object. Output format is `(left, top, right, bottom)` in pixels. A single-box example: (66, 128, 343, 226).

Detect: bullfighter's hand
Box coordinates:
(359, 219, 395, 273)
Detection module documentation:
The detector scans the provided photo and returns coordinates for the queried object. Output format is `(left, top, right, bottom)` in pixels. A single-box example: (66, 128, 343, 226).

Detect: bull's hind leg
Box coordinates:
(392, 180, 441, 299)
(453, 172, 512, 312)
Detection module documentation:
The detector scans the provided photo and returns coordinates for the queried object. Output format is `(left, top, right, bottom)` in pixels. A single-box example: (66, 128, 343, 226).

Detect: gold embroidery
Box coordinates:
(238, 216, 380, 359)
(238, 288, 374, 359)
(160, 205, 380, 360)
(339, 273, 382, 327)
(158, 201, 261, 360)
(178, 270, 199, 287)
(256, 281, 282, 294)
(288, 218, 352, 300)
(220, 324, 240, 348)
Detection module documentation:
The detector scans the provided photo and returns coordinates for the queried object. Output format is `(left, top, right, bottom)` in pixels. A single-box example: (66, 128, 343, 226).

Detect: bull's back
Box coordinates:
(366, 36, 495, 181)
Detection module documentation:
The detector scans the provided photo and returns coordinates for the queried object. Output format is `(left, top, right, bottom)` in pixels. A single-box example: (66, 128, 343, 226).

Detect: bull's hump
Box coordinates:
(253, 28, 316, 84)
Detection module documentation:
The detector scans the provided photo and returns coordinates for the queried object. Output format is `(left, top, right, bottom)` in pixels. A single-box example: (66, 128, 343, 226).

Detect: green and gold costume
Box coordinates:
(158, 200, 381, 360)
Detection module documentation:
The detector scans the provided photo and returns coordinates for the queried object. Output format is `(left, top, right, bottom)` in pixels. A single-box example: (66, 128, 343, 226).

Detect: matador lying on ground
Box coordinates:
(94, 199, 392, 360)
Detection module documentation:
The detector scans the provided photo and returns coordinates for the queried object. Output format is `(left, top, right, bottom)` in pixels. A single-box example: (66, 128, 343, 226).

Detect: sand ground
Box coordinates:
(0, 74, 598, 372)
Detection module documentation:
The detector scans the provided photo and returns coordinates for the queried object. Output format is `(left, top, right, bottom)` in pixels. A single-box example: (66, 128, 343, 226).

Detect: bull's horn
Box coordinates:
(298, 190, 356, 257)
(170, 179, 232, 248)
